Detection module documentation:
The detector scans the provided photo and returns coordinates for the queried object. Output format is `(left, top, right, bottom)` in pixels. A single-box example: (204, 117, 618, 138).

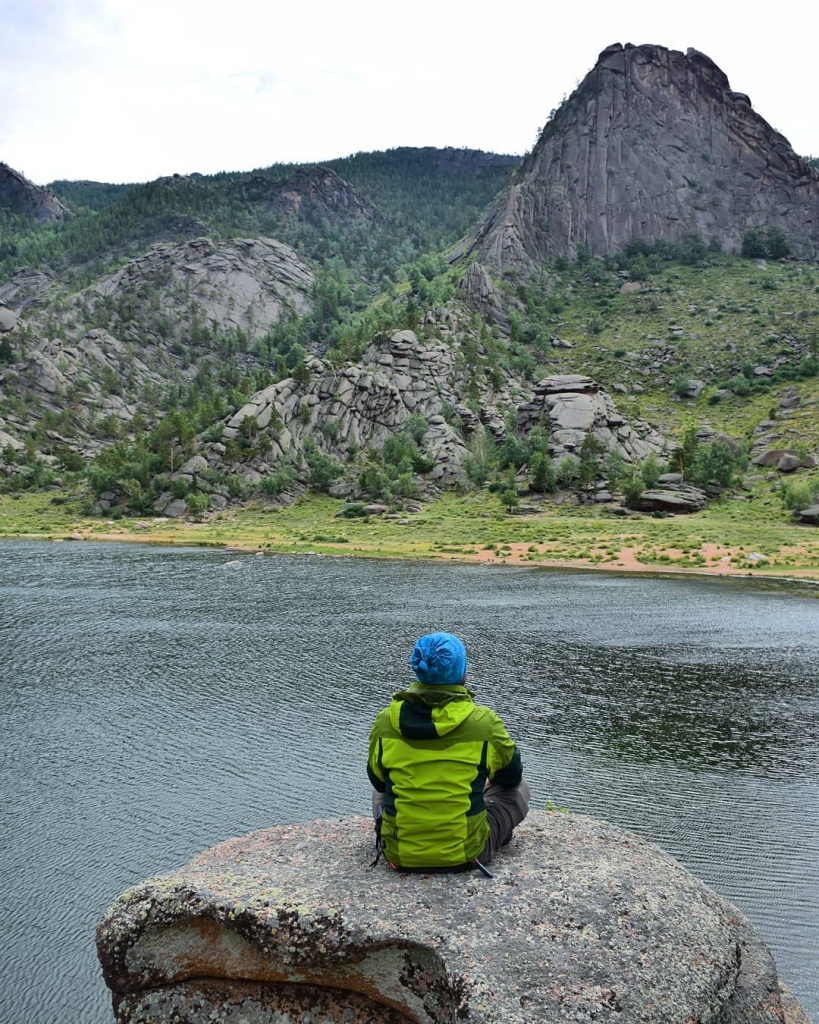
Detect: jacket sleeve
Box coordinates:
(367, 718, 387, 792)
(486, 712, 524, 787)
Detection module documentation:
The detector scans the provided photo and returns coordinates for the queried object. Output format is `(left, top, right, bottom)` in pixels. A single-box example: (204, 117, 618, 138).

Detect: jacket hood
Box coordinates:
(389, 683, 476, 738)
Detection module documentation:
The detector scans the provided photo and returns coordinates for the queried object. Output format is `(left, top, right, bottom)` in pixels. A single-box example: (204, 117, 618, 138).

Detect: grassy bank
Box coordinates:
(3, 488, 819, 583)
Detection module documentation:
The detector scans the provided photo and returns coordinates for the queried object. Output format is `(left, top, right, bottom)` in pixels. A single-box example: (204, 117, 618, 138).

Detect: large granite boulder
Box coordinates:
(96, 812, 803, 1024)
(638, 484, 708, 514)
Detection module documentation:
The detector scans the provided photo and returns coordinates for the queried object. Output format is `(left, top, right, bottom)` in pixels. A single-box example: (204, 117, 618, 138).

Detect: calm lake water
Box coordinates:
(1, 541, 818, 1023)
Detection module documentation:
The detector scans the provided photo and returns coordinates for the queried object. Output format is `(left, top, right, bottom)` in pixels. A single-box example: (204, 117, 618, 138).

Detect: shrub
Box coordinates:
(304, 440, 342, 491)
(622, 472, 645, 510)
(781, 478, 819, 511)
(185, 492, 209, 519)
(640, 454, 662, 489)
(555, 456, 580, 488)
(260, 466, 296, 496)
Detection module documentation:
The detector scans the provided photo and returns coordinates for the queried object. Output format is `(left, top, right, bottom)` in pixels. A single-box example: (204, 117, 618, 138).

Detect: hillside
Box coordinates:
(1, 46, 818, 544)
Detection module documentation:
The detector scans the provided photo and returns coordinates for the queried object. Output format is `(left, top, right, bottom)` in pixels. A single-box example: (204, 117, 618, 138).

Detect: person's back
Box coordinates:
(368, 632, 530, 871)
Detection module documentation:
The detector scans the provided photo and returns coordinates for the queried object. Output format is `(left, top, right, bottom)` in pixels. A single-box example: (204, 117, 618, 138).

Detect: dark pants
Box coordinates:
(371, 777, 531, 866)
(480, 778, 531, 863)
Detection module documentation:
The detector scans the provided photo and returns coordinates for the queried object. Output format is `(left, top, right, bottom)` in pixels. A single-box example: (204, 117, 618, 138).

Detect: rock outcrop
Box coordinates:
(242, 166, 377, 228)
(517, 373, 666, 464)
(96, 812, 805, 1024)
(0, 162, 70, 224)
(469, 43, 819, 276)
(88, 236, 314, 344)
(0, 237, 317, 454)
(217, 329, 470, 487)
(206, 340, 667, 495)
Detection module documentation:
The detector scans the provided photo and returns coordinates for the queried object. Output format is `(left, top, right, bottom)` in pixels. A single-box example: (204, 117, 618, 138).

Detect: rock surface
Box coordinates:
(517, 374, 666, 463)
(96, 812, 800, 1024)
(0, 162, 70, 223)
(468, 43, 819, 277)
(252, 165, 377, 227)
(208, 342, 667, 493)
(638, 484, 708, 513)
(89, 236, 315, 344)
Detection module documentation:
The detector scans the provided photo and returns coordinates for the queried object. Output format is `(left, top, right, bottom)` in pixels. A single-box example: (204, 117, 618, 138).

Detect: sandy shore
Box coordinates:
(39, 530, 819, 585)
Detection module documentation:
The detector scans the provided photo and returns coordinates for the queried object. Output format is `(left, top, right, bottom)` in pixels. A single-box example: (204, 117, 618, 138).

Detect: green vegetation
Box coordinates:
(2, 150, 819, 573)
(3, 489, 819, 582)
(3, 149, 515, 288)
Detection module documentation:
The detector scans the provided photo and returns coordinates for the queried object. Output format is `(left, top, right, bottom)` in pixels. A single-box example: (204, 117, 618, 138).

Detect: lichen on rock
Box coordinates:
(96, 811, 802, 1023)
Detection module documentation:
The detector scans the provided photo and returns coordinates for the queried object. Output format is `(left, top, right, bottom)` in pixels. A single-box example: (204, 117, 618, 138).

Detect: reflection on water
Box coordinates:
(1, 542, 817, 1023)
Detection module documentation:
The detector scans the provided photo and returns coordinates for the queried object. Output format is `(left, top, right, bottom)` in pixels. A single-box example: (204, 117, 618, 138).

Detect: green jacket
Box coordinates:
(367, 683, 523, 869)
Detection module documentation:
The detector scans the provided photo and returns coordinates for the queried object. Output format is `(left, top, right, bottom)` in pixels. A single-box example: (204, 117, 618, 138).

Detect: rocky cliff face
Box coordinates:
(470, 43, 819, 274)
(0, 162, 70, 223)
(188, 332, 665, 508)
(87, 235, 314, 344)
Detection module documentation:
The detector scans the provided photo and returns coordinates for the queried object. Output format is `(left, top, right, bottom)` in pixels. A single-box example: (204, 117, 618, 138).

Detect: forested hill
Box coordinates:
(0, 148, 518, 287)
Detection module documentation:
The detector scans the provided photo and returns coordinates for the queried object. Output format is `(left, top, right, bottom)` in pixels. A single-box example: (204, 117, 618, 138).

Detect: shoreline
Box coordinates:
(5, 528, 819, 589)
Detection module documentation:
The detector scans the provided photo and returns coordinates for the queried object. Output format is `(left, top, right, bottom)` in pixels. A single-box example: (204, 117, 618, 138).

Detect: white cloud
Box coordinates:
(0, 0, 816, 183)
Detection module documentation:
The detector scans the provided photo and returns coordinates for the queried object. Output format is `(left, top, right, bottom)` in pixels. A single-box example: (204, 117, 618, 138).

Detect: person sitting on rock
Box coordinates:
(367, 631, 530, 874)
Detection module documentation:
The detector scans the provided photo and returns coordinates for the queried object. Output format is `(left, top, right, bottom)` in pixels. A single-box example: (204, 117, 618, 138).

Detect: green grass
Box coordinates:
(3, 487, 819, 581)
(526, 256, 819, 449)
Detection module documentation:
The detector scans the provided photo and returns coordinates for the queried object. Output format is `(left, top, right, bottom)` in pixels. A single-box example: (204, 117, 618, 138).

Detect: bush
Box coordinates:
(530, 451, 556, 493)
(640, 454, 662, 489)
(185, 492, 209, 519)
(741, 227, 791, 260)
(622, 472, 645, 510)
(260, 466, 296, 496)
(781, 478, 819, 511)
(555, 456, 580, 488)
(304, 440, 343, 491)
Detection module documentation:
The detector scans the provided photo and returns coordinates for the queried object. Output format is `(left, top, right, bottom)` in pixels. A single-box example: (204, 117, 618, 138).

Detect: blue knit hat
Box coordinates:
(410, 632, 468, 685)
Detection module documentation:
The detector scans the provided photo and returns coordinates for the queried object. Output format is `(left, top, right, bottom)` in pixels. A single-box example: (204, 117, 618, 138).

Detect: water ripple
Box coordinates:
(1, 542, 818, 1023)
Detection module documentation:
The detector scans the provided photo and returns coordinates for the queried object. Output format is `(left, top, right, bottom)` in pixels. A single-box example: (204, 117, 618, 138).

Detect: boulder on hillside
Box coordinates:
(777, 453, 802, 473)
(517, 374, 667, 465)
(638, 484, 707, 513)
(792, 505, 819, 525)
(753, 448, 801, 468)
(96, 812, 803, 1024)
(0, 305, 17, 332)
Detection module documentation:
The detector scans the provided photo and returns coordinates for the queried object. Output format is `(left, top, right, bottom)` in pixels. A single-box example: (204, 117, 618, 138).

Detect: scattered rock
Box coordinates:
(777, 453, 802, 473)
(792, 505, 819, 525)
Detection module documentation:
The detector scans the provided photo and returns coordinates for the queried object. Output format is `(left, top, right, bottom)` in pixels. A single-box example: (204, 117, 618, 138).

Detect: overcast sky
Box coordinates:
(2, 0, 817, 186)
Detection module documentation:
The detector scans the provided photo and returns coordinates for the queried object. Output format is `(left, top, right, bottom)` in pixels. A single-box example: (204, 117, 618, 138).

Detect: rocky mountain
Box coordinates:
(0, 162, 70, 224)
(1, 71, 816, 518)
(469, 43, 819, 276)
(0, 237, 315, 455)
(239, 166, 377, 228)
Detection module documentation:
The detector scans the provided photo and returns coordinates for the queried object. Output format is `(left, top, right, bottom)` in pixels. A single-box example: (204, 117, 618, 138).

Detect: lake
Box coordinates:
(1, 541, 817, 1023)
